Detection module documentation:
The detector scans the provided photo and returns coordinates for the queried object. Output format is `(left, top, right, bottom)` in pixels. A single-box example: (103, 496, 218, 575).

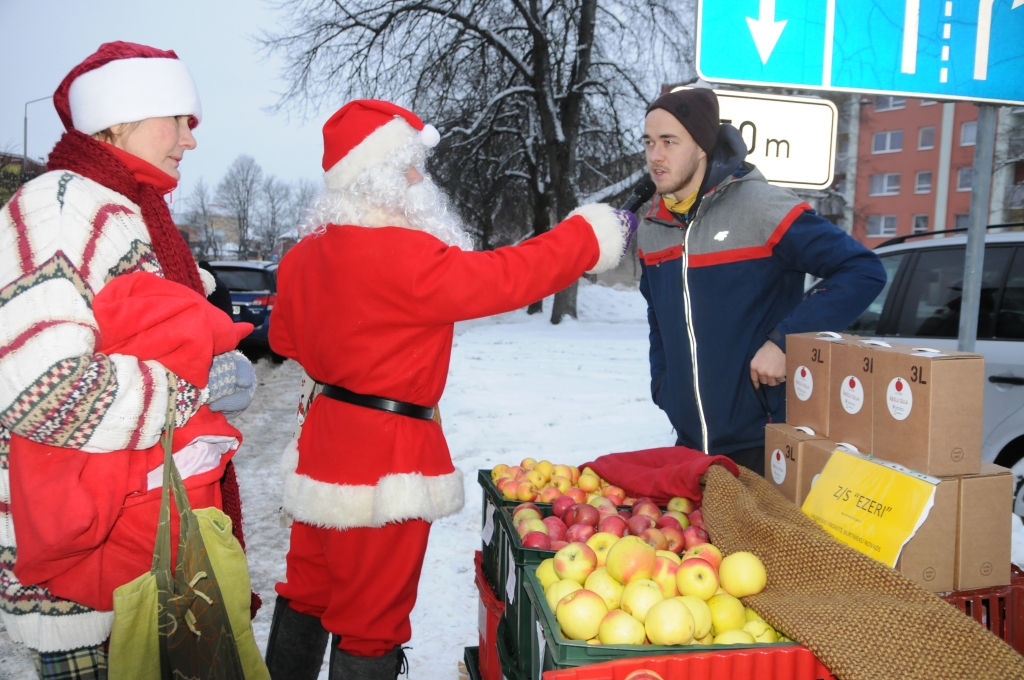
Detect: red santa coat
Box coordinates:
(270, 206, 621, 529)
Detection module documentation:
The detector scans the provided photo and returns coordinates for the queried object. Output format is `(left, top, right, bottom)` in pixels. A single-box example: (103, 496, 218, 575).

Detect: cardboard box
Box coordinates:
(786, 332, 853, 435)
(765, 423, 837, 506)
(871, 343, 984, 476)
(955, 462, 1012, 590)
(894, 477, 957, 592)
(826, 339, 883, 452)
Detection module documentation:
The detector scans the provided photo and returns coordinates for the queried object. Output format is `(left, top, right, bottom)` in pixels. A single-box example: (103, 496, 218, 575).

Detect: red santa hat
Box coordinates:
(321, 99, 440, 188)
(53, 41, 202, 135)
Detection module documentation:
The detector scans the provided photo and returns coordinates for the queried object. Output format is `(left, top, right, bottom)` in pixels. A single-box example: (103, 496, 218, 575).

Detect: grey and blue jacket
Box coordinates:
(637, 125, 886, 456)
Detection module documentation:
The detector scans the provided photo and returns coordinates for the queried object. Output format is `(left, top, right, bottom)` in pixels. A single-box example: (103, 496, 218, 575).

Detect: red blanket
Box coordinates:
(581, 446, 739, 504)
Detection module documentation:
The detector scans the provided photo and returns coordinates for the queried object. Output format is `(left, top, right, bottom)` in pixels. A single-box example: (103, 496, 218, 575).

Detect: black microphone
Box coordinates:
(620, 177, 657, 214)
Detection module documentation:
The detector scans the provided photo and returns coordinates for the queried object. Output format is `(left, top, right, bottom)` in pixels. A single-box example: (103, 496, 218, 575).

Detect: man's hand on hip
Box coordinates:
(750, 340, 786, 388)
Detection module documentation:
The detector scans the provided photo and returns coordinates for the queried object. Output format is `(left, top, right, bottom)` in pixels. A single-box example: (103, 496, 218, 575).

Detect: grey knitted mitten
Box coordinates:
(207, 351, 256, 413)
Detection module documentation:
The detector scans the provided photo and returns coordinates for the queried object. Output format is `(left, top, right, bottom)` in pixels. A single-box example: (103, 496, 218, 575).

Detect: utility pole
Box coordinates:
(22, 96, 52, 178)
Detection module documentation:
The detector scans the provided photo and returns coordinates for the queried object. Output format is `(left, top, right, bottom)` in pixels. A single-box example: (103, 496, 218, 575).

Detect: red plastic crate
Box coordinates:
(475, 551, 506, 680)
(939, 564, 1024, 653)
(540, 646, 836, 680)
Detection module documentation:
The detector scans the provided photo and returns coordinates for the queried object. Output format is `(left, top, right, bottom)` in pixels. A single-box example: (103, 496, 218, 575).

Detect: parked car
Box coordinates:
(839, 229, 1024, 509)
(207, 260, 284, 362)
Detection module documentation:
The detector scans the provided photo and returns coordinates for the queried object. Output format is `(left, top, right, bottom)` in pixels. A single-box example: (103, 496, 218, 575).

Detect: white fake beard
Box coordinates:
(300, 140, 474, 250)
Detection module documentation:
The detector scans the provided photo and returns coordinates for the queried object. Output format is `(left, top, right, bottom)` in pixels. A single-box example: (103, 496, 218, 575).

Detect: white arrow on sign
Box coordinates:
(746, 0, 788, 65)
(975, 0, 1023, 80)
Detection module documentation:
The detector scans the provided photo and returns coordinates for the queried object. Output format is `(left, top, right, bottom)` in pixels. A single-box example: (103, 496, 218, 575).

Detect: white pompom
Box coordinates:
(419, 124, 440, 148)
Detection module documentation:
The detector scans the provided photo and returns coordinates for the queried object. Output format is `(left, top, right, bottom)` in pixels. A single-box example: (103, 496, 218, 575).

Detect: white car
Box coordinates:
(840, 230, 1024, 509)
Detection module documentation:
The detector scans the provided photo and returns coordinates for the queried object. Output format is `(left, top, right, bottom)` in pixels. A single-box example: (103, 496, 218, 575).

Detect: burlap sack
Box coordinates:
(702, 465, 1024, 680)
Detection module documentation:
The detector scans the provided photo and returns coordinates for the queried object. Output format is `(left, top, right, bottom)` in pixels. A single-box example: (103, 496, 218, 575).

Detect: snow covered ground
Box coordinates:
(0, 280, 674, 679)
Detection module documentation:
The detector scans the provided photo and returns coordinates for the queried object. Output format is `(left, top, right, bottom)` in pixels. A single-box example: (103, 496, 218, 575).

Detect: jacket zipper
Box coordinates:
(682, 196, 710, 454)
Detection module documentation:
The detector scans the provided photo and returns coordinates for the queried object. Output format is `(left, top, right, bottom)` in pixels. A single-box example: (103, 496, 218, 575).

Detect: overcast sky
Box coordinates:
(0, 0, 330, 205)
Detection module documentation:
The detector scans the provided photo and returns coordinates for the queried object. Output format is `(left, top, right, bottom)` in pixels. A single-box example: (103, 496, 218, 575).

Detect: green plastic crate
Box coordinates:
(464, 646, 482, 680)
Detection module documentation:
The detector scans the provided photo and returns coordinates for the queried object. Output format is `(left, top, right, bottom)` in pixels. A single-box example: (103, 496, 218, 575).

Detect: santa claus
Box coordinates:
(263, 99, 631, 679)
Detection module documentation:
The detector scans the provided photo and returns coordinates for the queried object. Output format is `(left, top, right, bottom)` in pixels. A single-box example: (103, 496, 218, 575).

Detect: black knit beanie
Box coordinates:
(646, 88, 720, 156)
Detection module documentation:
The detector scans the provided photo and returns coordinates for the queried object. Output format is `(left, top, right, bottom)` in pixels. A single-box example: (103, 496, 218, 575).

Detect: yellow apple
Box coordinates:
(534, 460, 554, 482)
(675, 558, 719, 601)
(657, 550, 682, 565)
(525, 470, 546, 489)
(515, 517, 548, 539)
(536, 559, 559, 591)
(605, 536, 657, 584)
(585, 532, 618, 568)
(743, 619, 778, 643)
(744, 607, 764, 623)
(551, 464, 573, 481)
(553, 543, 598, 584)
(719, 551, 767, 598)
(512, 508, 542, 527)
(667, 497, 695, 514)
(521, 457, 537, 470)
(491, 464, 510, 483)
(619, 579, 664, 624)
(556, 589, 608, 641)
(644, 598, 695, 646)
(499, 478, 520, 500)
(713, 629, 755, 645)
(681, 544, 723, 571)
(651, 556, 679, 598)
(597, 609, 646, 645)
(552, 475, 573, 493)
(584, 567, 624, 611)
(545, 579, 582, 612)
(516, 482, 540, 502)
(569, 466, 581, 484)
(694, 632, 715, 645)
(674, 595, 712, 639)
(706, 593, 745, 634)
(578, 474, 601, 493)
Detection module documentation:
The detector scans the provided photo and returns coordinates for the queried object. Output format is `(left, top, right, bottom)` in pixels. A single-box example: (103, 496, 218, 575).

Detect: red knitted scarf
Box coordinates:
(45, 132, 254, 614)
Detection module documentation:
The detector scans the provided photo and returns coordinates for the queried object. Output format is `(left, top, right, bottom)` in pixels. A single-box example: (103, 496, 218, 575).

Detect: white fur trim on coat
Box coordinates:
(198, 267, 217, 296)
(279, 439, 465, 529)
(69, 58, 202, 134)
(568, 203, 626, 275)
(324, 117, 419, 191)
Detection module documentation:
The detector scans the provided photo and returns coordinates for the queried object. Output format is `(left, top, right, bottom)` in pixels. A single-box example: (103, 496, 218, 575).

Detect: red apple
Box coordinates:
(639, 527, 668, 551)
(663, 510, 690, 530)
(566, 522, 597, 544)
(634, 497, 653, 506)
(682, 526, 710, 551)
(602, 485, 626, 505)
(567, 503, 600, 528)
(661, 526, 685, 554)
(543, 516, 568, 543)
(688, 508, 704, 527)
(552, 495, 576, 518)
(682, 543, 722, 571)
(626, 514, 656, 537)
(522, 531, 551, 549)
(655, 515, 683, 532)
(618, 509, 632, 521)
(597, 515, 628, 538)
(632, 502, 663, 521)
(539, 487, 562, 503)
(550, 540, 569, 550)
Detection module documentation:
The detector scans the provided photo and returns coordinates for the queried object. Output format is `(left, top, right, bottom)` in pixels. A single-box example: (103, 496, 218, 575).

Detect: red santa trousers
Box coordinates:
(277, 518, 432, 657)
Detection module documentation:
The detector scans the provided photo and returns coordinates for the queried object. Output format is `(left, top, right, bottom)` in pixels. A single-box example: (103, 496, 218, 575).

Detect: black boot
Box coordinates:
(329, 642, 408, 680)
(264, 595, 331, 680)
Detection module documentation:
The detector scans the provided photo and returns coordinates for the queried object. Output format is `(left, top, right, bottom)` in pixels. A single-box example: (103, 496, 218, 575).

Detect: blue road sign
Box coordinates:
(697, 0, 1024, 105)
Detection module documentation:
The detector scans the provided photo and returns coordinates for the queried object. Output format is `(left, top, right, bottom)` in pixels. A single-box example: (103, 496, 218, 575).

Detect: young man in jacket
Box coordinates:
(637, 87, 886, 475)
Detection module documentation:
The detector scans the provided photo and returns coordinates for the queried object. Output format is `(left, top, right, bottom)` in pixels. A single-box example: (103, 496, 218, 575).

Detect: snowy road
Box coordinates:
(0, 281, 672, 679)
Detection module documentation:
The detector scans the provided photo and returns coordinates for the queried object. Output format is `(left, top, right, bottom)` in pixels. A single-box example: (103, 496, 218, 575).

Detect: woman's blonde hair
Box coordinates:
(91, 121, 141, 146)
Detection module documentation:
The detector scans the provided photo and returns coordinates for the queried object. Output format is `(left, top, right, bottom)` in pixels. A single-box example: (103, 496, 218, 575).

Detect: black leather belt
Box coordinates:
(318, 383, 435, 421)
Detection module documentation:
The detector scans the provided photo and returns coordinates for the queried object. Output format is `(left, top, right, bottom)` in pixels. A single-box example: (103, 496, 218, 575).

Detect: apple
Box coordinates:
(577, 474, 601, 493)
(713, 629, 755, 645)
(681, 526, 709, 550)
(536, 558, 559, 591)
(634, 496, 653, 506)
(597, 609, 646, 645)
(687, 508, 704, 528)
(556, 589, 608, 641)
(569, 466, 581, 484)
(626, 514, 656, 537)
(618, 509, 632, 521)
(520, 457, 537, 470)
(660, 527, 685, 554)
(584, 567, 624, 610)
(655, 515, 683, 532)
(585, 532, 618, 567)
(605, 535, 657, 584)
(582, 466, 599, 478)
(525, 470, 546, 489)
(675, 558, 719, 601)
(619, 579, 664, 624)
(534, 460, 554, 482)
(664, 510, 690, 529)
(566, 503, 600, 527)
(719, 551, 767, 598)
(706, 593, 745, 633)
(682, 544, 722, 571)
(499, 479, 520, 500)
(551, 475, 573, 493)
(667, 497, 695, 514)
(539, 487, 562, 503)
(513, 502, 541, 517)
(674, 595, 713, 639)
(597, 515, 628, 538)
(644, 598, 695, 646)
(602, 485, 625, 503)
(491, 464, 509, 482)
(517, 482, 540, 502)
(552, 495, 576, 518)
(550, 540, 568, 550)
(590, 497, 618, 518)
(553, 542, 598, 584)
(694, 632, 715, 645)
(639, 528, 668, 551)
(624, 671, 666, 680)
(651, 556, 679, 598)
(542, 516, 568, 542)
(506, 465, 525, 479)
(522, 531, 551, 549)
(743, 619, 778, 643)
(744, 607, 764, 623)
(551, 464, 573, 482)
(516, 518, 548, 539)
(632, 502, 663, 521)
(545, 578, 582, 611)
(656, 550, 681, 565)
(512, 507, 542, 527)
(565, 523, 596, 544)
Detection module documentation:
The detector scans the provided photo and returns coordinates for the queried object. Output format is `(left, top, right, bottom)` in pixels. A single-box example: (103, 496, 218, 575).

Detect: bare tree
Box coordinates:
(262, 0, 694, 321)
(217, 155, 264, 259)
(290, 178, 320, 228)
(255, 175, 293, 259)
(184, 178, 222, 259)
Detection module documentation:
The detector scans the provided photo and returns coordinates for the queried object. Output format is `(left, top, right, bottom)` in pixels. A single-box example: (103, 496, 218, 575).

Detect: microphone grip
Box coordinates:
(619, 177, 657, 214)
